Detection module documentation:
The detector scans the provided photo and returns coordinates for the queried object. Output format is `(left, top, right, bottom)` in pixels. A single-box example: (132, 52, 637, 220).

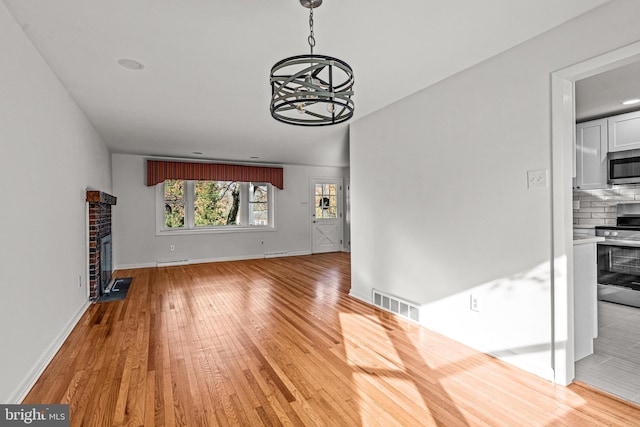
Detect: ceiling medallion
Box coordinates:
(269, 0, 355, 126)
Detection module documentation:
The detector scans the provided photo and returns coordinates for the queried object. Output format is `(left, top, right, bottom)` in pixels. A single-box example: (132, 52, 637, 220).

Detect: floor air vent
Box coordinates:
(372, 289, 420, 323)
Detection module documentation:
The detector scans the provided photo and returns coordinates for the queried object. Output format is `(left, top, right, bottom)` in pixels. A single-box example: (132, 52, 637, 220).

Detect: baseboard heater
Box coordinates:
(372, 289, 420, 323)
(156, 259, 189, 267)
(264, 251, 288, 259)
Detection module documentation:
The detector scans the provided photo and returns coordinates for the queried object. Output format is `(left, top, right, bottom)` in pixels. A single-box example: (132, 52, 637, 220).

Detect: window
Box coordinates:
(194, 181, 239, 227)
(157, 180, 274, 234)
(249, 183, 269, 225)
(164, 180, 185, 228)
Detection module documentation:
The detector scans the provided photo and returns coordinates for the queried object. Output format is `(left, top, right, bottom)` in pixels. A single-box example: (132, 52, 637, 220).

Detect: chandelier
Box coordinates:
(269, 0, 355, 126)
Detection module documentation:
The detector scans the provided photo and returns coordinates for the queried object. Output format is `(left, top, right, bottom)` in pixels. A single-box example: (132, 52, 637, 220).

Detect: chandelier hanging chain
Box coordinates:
(307, 1, 316, 55)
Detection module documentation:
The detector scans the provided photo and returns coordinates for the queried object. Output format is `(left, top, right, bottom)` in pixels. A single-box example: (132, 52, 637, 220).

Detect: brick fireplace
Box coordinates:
(86, 190, 117, 300)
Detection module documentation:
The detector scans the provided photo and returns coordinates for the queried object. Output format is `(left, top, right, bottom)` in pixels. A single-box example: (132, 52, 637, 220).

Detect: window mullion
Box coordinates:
(239, 182, 248, 226)
(186, 180, 195, 229)
(268, 185, 273, 226)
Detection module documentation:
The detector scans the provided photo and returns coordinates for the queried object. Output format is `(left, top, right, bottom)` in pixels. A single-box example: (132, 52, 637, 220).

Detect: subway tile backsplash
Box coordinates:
(573, 185, 640, 226)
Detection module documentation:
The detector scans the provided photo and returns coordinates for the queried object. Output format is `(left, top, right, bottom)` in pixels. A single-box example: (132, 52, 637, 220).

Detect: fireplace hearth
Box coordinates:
(87, 190, 117, 300)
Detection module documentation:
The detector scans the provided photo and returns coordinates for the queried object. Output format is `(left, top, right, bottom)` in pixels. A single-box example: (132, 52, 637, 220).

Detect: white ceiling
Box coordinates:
(576, 59, 640, 122)
(3, 0, 610, 167)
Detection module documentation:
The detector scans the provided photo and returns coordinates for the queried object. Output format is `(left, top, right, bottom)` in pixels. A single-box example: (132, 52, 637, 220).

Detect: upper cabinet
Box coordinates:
(575, 118, 608, 190)
(608, 110, 640, 152)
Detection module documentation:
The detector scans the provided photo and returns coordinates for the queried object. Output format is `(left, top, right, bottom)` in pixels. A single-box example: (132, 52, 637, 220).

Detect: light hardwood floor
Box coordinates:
(25, 253, 640, 426)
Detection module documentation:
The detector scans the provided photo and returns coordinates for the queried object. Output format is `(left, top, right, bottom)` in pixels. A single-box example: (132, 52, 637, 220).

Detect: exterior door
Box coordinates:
(311, 179, 343, 254)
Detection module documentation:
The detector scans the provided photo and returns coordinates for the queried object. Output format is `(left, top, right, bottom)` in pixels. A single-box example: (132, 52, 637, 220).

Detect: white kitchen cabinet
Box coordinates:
(573, 238, 601, 361)
(575, 118, 608, 190)
(608, 110, 640, 152)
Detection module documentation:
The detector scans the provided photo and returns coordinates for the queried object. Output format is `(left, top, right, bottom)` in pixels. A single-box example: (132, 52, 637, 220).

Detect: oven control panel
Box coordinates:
(596, 227, 640, 244)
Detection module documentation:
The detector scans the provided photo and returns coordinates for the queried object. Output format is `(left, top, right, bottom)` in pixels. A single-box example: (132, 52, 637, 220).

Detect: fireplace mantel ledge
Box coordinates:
(86, 191, 117, 205)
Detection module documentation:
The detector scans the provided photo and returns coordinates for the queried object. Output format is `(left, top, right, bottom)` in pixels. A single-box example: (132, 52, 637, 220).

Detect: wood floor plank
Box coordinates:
(22, 253, 640, 426)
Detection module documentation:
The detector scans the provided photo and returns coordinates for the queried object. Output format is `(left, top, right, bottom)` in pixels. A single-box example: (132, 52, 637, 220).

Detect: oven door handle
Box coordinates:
(597, 239, 640, 247)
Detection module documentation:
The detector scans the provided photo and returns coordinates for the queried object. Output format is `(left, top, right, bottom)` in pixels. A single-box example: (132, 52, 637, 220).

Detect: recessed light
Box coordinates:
(622, 99, 640, 106)
(118, 58, 145, 70)
(250, 156, 260, 159)
(192, 151, 203, 155)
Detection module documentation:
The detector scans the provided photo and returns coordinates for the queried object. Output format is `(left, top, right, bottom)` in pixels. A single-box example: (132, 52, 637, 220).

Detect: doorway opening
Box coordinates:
(551, 40, 640, 387)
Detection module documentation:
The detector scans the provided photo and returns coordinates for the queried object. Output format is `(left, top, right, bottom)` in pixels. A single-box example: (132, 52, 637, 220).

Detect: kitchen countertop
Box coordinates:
(573, 235, 605, 245)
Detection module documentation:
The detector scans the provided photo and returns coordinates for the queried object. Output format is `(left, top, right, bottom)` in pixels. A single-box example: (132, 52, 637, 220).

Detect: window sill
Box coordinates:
(156, 226, 277, 237)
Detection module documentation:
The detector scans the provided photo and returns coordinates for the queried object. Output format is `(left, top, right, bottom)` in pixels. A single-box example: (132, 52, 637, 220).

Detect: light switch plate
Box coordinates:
(527, 169, 548, 189)
(573, 200, 580, 210)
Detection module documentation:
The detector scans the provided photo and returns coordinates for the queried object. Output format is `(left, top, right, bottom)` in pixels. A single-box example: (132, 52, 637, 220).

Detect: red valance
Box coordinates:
(146, 160, 284, 189)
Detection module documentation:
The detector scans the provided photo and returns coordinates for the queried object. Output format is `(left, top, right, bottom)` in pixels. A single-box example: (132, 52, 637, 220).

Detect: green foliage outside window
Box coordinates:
(194, 181, 239, 226)
(162, 180, 268, 230)
(164, 180, 185, 228)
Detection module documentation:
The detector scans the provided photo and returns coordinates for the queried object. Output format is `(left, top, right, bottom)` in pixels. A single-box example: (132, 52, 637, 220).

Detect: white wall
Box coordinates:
(0, 3, 111, 403)
(111, 154, 346, 268)
(350, 0, 640, 380)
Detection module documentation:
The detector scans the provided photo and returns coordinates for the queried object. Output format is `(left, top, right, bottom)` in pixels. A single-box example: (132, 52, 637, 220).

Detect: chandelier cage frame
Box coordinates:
(269, 0, 355, 126)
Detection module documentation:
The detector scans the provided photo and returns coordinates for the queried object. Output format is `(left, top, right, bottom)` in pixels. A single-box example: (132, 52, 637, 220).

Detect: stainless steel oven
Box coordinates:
(596, 203, 640, 308)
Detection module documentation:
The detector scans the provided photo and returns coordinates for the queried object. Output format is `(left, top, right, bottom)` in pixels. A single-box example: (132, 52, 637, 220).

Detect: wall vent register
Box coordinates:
(372, 289, 420, 323)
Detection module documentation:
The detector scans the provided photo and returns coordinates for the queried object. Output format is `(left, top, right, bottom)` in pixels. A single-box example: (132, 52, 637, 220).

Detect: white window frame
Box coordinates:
(248, 182, 270, 226)
(156, 180, 276, 235)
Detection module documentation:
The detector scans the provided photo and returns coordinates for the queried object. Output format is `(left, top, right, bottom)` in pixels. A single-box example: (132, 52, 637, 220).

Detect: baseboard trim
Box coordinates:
(285, 250, 312, 258)
(115, 251, 313, 271)
(190, 251, 312, 264)
(114, 262, 157, 270)
(8, 300, 91, 403)
(348, 289, 371, 304)
(189, 254, 265, 264)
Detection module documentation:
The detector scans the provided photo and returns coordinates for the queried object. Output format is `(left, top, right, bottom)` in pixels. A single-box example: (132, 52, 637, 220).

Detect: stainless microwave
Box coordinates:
(609, 149, 640, 184)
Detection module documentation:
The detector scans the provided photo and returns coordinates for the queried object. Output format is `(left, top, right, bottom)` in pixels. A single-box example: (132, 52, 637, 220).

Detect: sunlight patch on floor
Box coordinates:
(339, 312, 437, 425)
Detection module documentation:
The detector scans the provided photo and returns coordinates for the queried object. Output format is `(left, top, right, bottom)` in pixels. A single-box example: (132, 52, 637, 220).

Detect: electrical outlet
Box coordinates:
(170, 244, 175, 252)
(79, 275, 82, 287)
(470, 295, 480, 312)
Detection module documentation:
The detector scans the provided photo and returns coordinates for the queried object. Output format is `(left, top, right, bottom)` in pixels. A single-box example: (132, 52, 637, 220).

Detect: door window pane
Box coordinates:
(315, 184, 338, 218)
